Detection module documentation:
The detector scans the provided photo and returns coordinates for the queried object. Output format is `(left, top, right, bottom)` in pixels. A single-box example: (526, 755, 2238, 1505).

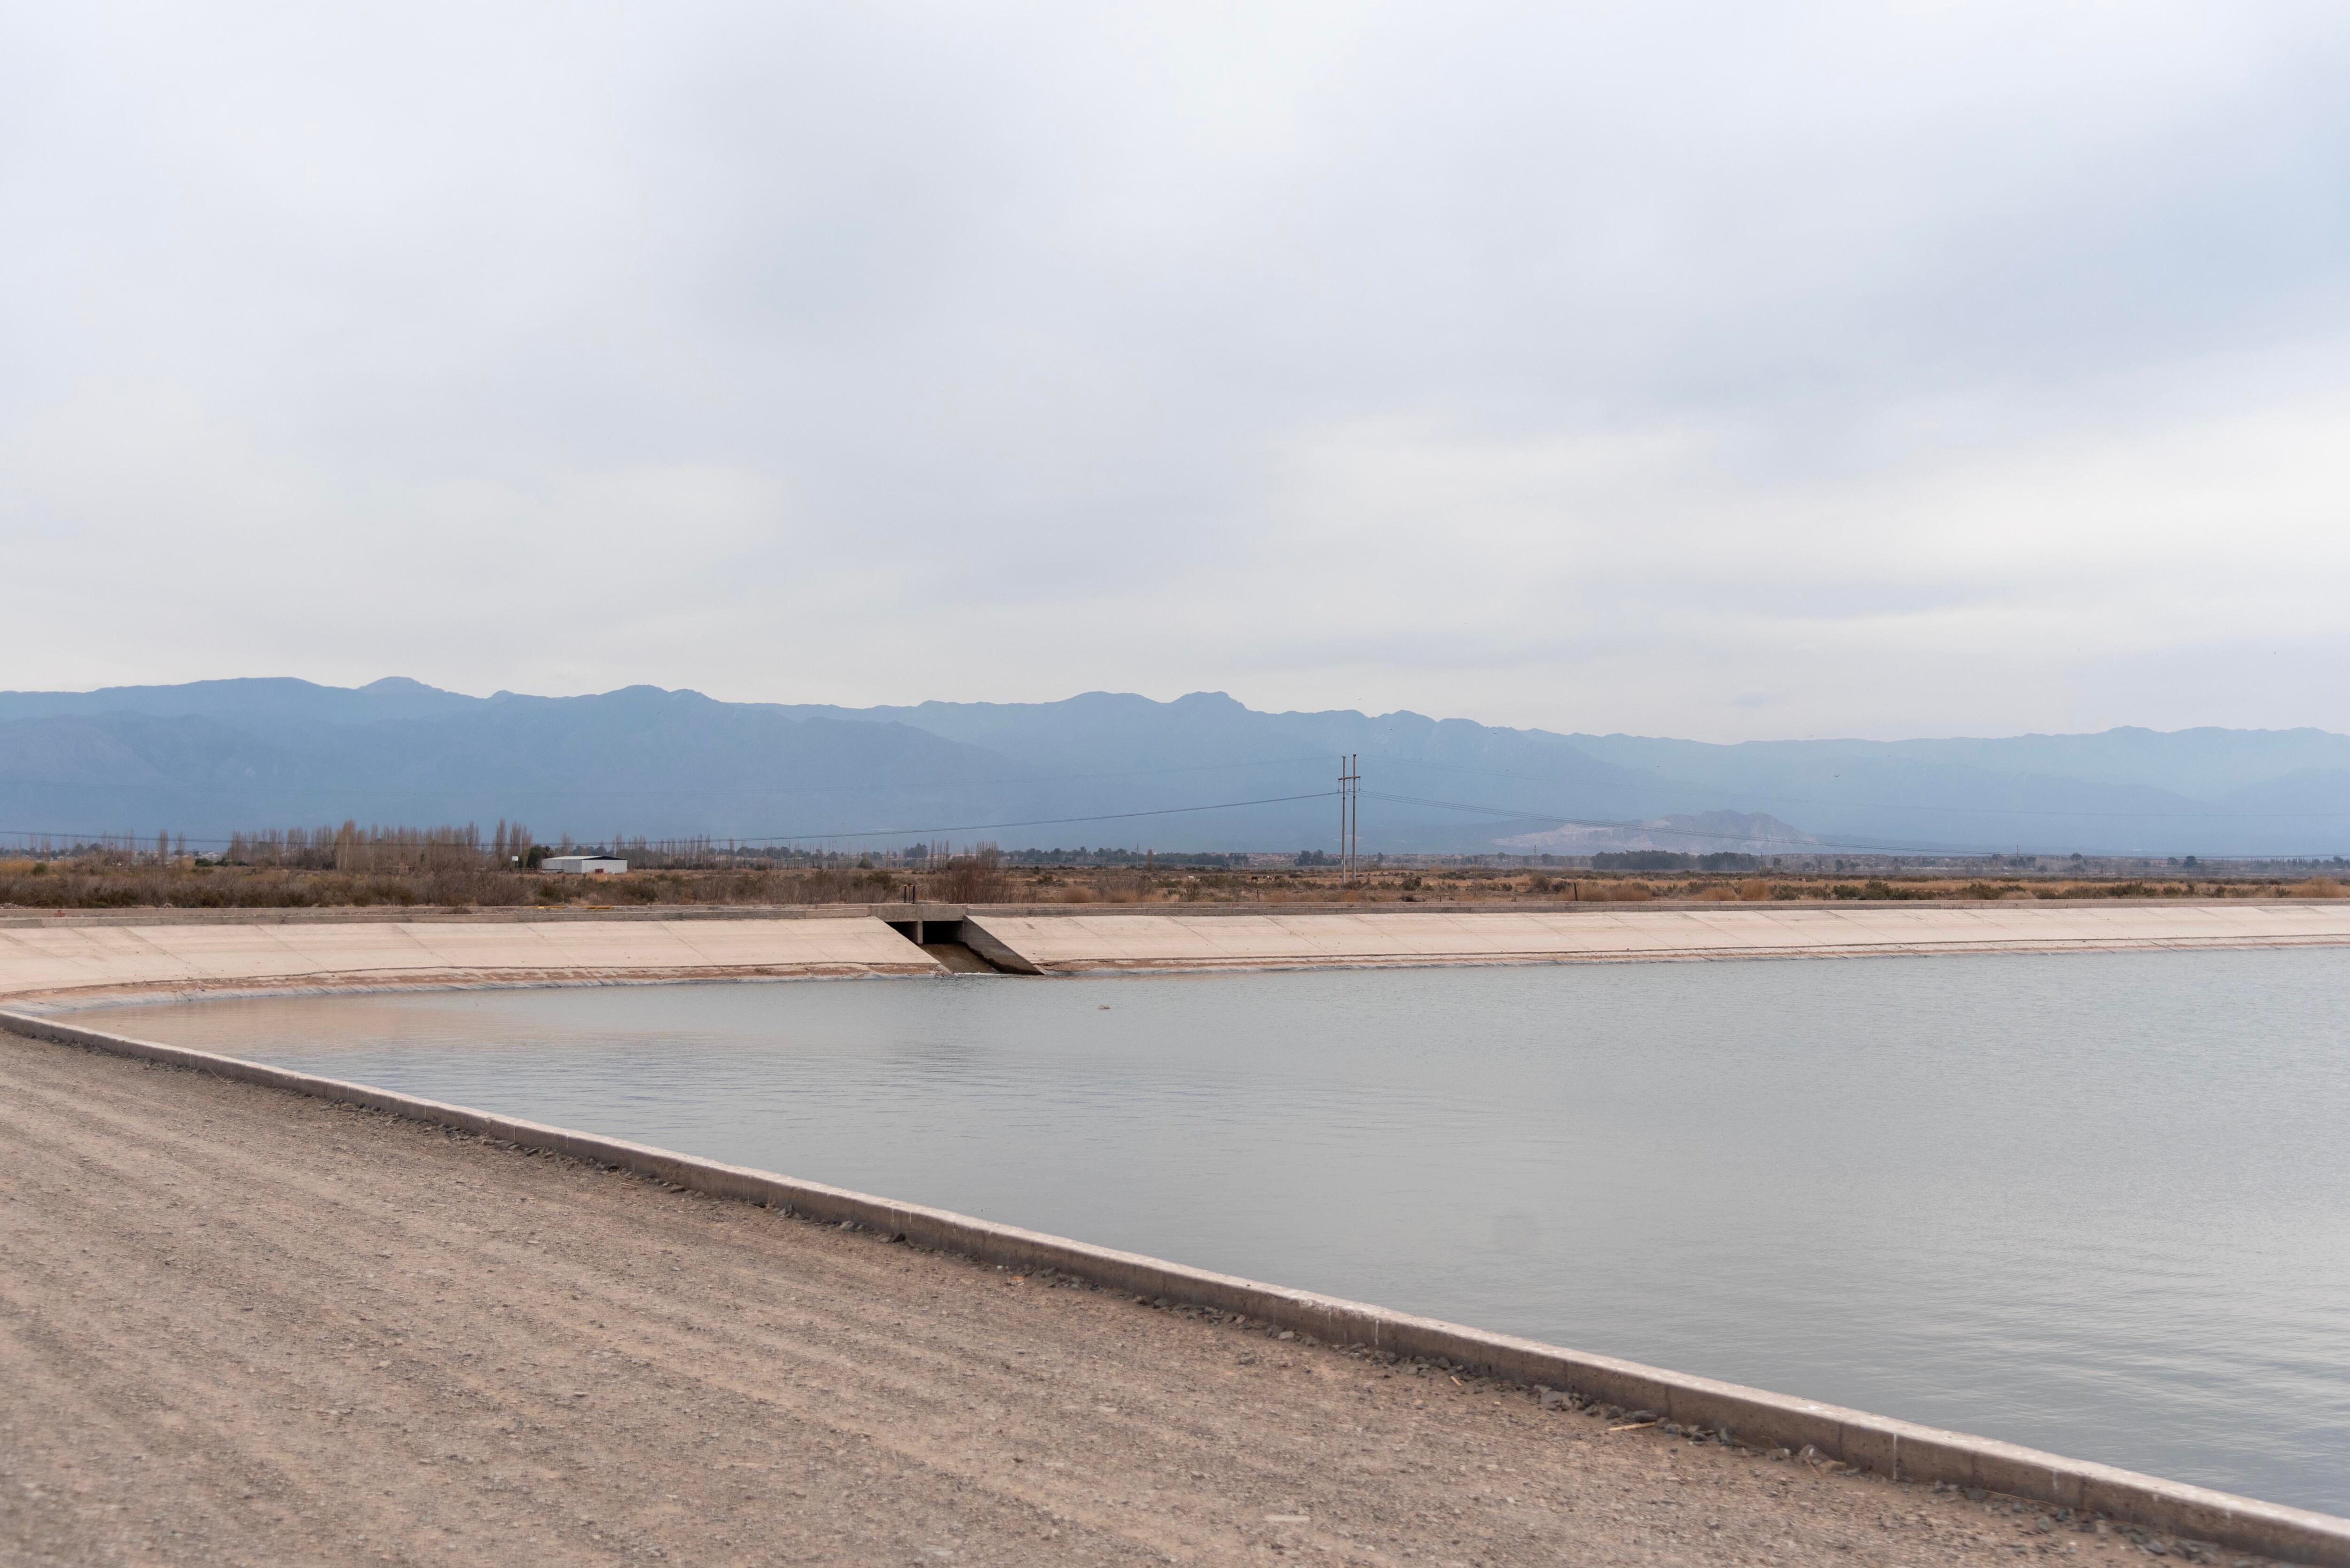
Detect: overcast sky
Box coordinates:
(4, 1, 2347, 740)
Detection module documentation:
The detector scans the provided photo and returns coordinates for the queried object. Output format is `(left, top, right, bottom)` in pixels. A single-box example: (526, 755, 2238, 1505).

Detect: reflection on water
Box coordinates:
(98, 949, 2350, 1514)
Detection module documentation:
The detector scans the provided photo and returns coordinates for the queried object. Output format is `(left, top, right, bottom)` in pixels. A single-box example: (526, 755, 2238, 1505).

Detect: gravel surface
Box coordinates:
(0, 1034, 2240, 1566)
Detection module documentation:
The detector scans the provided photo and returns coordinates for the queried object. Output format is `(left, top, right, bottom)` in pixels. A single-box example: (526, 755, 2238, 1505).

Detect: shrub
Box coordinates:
(1593, 851, 1692, 871)
(936, 848, 1008, 904)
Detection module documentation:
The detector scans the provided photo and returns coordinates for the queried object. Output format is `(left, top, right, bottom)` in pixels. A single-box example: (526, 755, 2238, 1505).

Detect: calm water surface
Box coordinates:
(98, 950, 2350, 1514)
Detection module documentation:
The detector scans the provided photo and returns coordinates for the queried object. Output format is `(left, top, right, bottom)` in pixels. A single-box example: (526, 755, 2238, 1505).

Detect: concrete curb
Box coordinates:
(0, 967, 936, 1015)
(7, 1007, 2346, 1567)
(988, 934, 2350, 975)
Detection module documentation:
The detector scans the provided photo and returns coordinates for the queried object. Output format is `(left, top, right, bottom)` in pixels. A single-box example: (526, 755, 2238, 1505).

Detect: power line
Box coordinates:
(11, 782, 2348, 859)
(0, 754, 1342, 807)
(1363, 789, 1834, 847)
(716, 791, 1343, 845)
(1358, 789, 2073, 857)
(1375, 756, 2350, 820)
(0, 790, 1346, 852)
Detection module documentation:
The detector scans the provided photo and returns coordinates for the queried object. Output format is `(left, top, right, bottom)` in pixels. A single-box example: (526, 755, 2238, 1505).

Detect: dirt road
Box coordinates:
(1, 1034, 2195, 1566)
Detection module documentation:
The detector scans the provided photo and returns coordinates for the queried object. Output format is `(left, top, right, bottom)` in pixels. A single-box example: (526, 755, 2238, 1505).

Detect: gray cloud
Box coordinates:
(3, 0, 2347, 738)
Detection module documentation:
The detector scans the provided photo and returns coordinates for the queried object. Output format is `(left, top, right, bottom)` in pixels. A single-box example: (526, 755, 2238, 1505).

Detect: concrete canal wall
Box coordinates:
(0, 915, 942, 1005)
(5, 901, 2348, 1002)
(962, 901, 2350, 972)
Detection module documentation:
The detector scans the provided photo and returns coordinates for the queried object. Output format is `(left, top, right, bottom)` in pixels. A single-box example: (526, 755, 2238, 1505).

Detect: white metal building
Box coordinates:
(541, 855, 627, 874)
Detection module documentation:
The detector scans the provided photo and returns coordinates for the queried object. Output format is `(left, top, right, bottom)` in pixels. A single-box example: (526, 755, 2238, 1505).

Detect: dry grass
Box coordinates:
(1092, 870, 1153, 903)
(3, 850, 2342, 912)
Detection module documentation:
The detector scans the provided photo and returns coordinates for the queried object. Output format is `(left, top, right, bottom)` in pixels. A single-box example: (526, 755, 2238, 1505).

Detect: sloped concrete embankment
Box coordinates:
(960, 902, 2350, 973)
(0, 914, 942, 1007)
(10, 902, 2350, 1005)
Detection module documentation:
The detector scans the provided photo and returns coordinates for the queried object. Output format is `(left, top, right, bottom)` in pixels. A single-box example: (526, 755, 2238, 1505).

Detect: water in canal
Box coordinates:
(92, 948, 2350, 1515)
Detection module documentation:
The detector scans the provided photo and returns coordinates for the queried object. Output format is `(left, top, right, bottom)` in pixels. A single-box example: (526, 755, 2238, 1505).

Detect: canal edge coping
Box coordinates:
(7, 1006, 2345, 1568)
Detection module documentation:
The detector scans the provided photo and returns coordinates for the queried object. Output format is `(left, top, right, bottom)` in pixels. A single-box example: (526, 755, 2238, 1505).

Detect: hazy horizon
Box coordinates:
(10, 674, 2349, 856)
(18, 671, 2350, 748)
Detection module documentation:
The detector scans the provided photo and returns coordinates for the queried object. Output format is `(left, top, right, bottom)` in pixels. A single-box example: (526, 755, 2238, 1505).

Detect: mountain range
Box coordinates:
(1, 678, 2346, 858)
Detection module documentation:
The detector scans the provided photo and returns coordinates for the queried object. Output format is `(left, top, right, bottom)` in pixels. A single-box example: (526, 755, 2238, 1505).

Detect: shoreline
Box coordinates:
(14, 933, 2344, 1017)
(4, 901, 2347, 1007)
(7, 1005, 2348, 1566)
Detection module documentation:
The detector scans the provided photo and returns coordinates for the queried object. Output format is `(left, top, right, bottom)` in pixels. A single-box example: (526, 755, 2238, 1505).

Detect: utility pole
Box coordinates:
(1338, 754, 1361, 883)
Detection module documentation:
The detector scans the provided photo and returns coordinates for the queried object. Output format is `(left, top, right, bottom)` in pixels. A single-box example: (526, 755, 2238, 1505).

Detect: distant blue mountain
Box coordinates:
(0, 675, 479, 727)
(0, 678, 2343, 857)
